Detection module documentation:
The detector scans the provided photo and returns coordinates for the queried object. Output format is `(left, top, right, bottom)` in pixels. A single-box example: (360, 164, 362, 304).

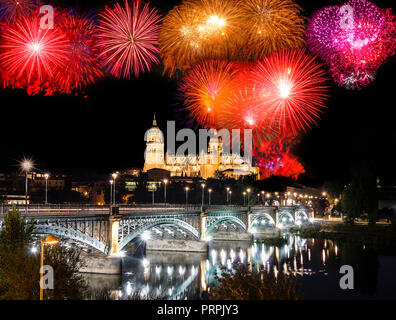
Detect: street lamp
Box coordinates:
(208, 189, 212, 205)
(112, 172, 118, 204)
(247, 188, 251, 207)
(243, 192, 246, 205)
(40, 235, 58, 300)
(201, 183, 205, 206)
(44, 173, 49, 205)
(21, 159, 33, 214)
(261, 191, 265, 204)
(185, 187, 189, 204)
(152, 185, 156, 205)
(226, 187, 230, 204)
(163, 179, 168, 204)
(229, 190, 232, 205)
(109, 180, 114, 204)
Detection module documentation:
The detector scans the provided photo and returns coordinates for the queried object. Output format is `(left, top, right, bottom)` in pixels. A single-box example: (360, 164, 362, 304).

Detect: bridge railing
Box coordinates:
(0, 203, 311, 216)
(0, 204, 110, 216)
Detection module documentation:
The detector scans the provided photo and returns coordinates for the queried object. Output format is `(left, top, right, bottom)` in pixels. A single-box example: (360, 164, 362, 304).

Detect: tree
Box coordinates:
(210, 263, 299, 300)
(0, 206, 88, 300)
(341, 160, 378, 226)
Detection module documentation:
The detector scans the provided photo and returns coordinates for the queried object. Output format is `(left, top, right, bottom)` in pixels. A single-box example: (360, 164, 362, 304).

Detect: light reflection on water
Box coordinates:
(109, 235, 396, 300)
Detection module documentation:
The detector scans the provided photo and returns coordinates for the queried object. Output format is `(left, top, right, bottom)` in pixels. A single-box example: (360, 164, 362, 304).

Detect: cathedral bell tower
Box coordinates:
(143, 114, 165, 172)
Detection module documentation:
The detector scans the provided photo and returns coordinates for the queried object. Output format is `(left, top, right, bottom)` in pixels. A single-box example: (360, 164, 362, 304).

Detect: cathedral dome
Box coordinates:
(145, 114, 164, 143)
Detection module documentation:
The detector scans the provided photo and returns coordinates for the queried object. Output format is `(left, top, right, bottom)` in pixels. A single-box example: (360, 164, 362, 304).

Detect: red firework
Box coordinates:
(255, 137, 305, 179)
(97, 0, 162, 78)
(0, 14, 69, 87)
(0, 0, 38, 22)
(249, 49, 329, 136)
(55, 9, 103, 93)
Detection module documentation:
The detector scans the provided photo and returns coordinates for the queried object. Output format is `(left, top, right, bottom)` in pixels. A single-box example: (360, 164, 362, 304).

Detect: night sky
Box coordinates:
(0, 0, 395, 185)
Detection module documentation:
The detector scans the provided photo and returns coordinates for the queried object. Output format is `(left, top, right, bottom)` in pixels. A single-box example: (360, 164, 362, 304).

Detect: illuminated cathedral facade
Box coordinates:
(143, 115, 260, 179)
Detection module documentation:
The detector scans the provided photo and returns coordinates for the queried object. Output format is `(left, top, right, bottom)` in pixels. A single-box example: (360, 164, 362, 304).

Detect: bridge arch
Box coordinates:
(118, 218, 200, 251)
(206, 216, 247, 234)
(278, 211, 294, 224)
(32, 224, 107, 254)
(251, 213, 276, 226)
(295, 210, 309, 222)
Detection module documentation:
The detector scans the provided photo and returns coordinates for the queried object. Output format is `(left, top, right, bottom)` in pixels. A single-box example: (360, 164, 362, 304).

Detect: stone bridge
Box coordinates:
(0, 204, 313, 255)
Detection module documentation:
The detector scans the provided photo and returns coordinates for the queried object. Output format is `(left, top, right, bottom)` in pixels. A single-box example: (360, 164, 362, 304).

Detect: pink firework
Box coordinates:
(307, 0, 396, 89)
(97, 0, 162, 78)
(0, 14, 69, 86)
(55, 9, 103, 93)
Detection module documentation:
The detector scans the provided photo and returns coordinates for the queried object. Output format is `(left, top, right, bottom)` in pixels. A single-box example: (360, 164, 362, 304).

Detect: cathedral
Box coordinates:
(143, 115, 260, 179)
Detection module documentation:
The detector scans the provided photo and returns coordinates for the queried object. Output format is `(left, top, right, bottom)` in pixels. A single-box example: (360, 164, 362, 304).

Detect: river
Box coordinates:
(86, 235, 396, 300)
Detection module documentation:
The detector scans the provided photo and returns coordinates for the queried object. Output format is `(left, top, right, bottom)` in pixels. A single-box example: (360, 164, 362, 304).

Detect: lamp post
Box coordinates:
(44, 173, 49, 205)
(201, 184, 205, 206)
(185, 187, 189, 205)
(247, 188, 251, 208)
(163, 179, 168, 204)
(261, 191, 265, 204)
(21, 159, 33, 215)
(208, 189, 212, 205)
(40, 235, 58, 300)
(229, 191, 232, 205)
(243, 192, 246, 205)
(109, 180, 113, 204)
(112, 172, 118, 204)
(226, 187, 230, 204)
(152, 186, 155, 205)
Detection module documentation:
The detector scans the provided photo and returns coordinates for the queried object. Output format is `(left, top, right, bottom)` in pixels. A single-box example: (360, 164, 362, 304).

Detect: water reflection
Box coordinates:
(110, 235, 394, 300)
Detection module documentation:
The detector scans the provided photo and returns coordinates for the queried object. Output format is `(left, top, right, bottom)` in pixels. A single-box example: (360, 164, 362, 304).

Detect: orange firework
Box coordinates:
(179, 59, 239, 126)
(237, 0, 306, 60)
(159, 0, 242, 76)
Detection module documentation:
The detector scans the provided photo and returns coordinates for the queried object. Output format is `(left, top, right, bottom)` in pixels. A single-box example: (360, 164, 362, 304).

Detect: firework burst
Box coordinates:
(97, 0, 162, 78)
(307, 0, 396, 89)
(159, 0, 242, 76)
(179, 59, 239, 127)
(0, 14, 69, 87)
(55, 9, 103, 93)
(237, 0, 305, 60)
(0, 0, 38, 22)
(216, 63, 280, 144)
(249, 49, 329, 135)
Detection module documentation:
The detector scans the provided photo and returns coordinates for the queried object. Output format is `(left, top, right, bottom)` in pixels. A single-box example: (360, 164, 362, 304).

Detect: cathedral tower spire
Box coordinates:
(152, 113, 157, 127)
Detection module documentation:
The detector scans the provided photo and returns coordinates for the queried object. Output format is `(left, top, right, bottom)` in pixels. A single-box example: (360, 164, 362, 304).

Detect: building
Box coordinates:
(143, 115, 260, 179)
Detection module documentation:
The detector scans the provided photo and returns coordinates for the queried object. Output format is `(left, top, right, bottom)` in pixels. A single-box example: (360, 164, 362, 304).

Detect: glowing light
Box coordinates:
(141, 231, 150, 241)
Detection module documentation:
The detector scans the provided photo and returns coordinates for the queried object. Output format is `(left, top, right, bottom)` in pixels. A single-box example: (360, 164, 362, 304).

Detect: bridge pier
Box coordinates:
(247, 210, 252, 233)
(200, 210, 207, 241)
(108, 214, 121, 255)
